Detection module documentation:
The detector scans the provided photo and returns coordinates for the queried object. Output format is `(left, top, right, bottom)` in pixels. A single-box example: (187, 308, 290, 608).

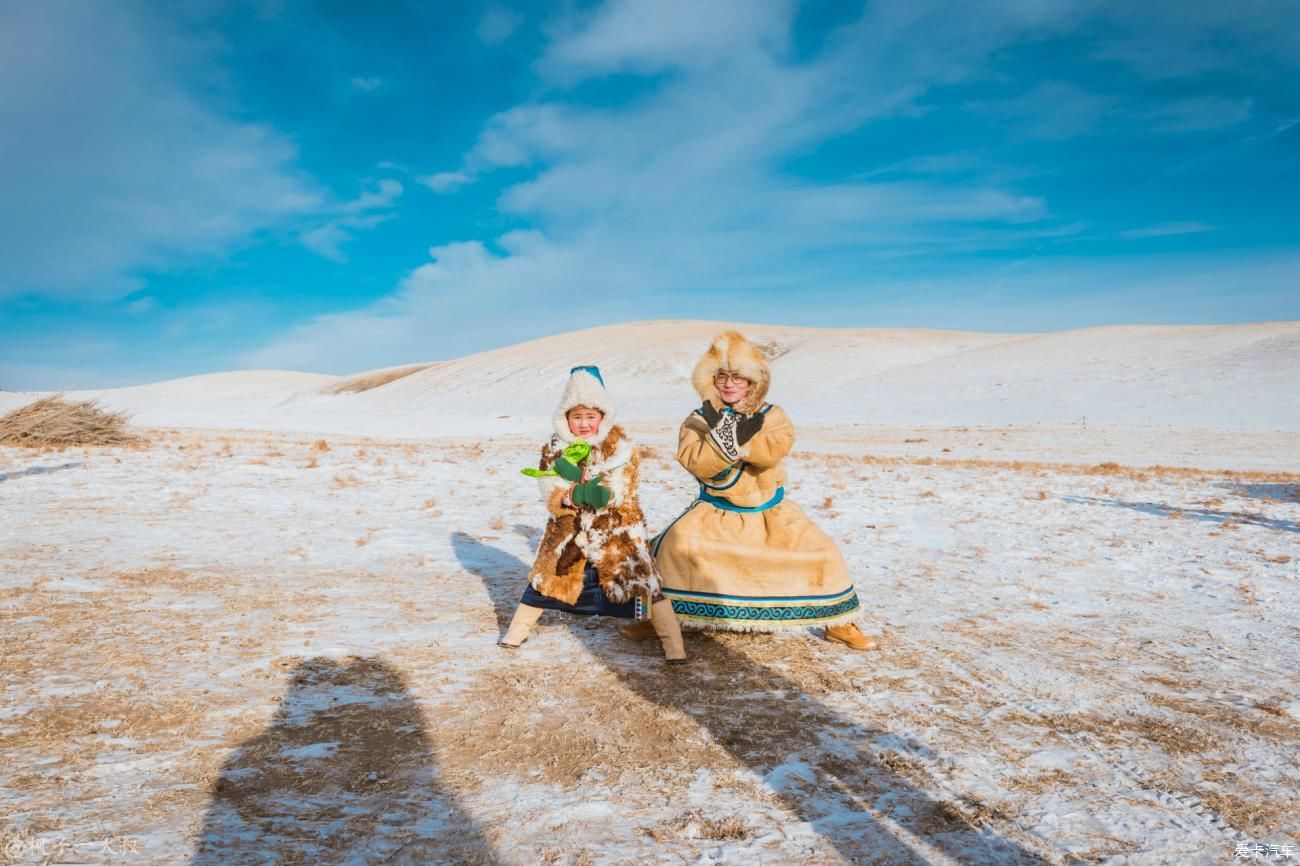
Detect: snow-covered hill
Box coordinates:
(3, 320, 1297, 439)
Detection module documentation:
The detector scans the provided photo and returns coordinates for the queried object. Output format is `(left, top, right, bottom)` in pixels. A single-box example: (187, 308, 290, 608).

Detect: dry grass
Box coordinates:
(1010, 710, 1221, 758)
(853, 452, 1300, 484)
(329, 365, 430, 395)
(0, 395, 140, 448)
(653, 810, 751, 841)
(1195, 789, 1291, 837)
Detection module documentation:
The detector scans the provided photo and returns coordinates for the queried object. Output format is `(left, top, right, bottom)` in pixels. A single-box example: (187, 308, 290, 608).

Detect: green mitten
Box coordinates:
(571, 476, 612, 509)
(553, 457, 584, 482)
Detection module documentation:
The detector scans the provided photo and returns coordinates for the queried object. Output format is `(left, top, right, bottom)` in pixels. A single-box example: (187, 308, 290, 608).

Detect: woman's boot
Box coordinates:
(650, 599, 689, 664)
(824, 622, 879, 651)
(499, 604, 544, 648)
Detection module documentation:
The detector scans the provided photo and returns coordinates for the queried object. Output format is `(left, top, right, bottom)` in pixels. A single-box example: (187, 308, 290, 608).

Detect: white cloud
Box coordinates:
(0, 1, 324, 300)
(349, 76, 383, 93)
(1145, 97, 1253, 133)
(247, 2, 1084, 372)
(1090, 1, 1300, 78)
(417, 170, 475, 194)
(247, 0, 1300, 372)
(299, 179, 403, 263)
(477, 5, 523, 44)
(542, 0, 795, 76)
(1118, 222, 1215, 239)
(969, 82, 1115, 141)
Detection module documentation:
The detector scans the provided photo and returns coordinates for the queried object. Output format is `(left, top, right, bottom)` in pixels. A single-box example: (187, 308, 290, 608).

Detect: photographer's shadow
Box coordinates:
(452, 531, 1051, 866)
(193, 655, 495, 865)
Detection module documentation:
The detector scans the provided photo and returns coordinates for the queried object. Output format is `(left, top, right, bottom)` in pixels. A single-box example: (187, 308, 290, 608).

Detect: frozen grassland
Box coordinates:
(1, 425, 1297, 866)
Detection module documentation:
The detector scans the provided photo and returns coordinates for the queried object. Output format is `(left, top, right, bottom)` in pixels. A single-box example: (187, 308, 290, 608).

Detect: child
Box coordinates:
(498, 365, 688, 663)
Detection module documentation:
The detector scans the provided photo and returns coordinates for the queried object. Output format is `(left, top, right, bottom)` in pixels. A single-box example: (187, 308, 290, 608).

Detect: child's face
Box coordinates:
(566, 407, 603, 438)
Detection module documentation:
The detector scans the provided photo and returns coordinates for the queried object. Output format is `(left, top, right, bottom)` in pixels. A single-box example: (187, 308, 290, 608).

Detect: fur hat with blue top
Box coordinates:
(553, 365, 617, 445)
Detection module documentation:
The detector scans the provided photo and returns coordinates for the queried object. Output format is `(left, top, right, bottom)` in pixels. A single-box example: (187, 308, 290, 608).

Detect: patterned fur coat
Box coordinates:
(527, 424, 661, 605)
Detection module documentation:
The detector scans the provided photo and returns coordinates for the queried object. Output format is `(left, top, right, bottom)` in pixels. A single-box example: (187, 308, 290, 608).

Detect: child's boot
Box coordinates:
(824, 622, 878, 651)
(650, 599, 689, 664)
(617, 618, 656, 641)
(499, 604, 544, 648)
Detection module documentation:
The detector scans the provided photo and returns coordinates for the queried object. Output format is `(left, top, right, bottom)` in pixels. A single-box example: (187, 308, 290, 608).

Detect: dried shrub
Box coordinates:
(0, 394, 140, 447)
(329, 365, 430, 394)
(311, 439, 330, 453)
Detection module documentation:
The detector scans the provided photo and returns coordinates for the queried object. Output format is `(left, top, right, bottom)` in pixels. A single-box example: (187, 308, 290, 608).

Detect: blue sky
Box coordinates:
(2, 0, 1298, 389)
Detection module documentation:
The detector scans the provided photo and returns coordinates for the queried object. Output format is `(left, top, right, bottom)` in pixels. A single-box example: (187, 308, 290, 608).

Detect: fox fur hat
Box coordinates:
(553, 365, 617, 445)
(691, 330, 771, 415)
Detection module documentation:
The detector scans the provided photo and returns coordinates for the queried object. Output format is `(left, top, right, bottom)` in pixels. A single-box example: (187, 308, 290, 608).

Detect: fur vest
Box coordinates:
(527, 424, 660, 605)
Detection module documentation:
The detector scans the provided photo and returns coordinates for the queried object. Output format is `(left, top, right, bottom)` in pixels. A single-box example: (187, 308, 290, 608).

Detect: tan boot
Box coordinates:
(650, 599, 689, 664)
(499, 604, 544, 648)
(824, 622, 879, 651)
(617, 618, 657, 642)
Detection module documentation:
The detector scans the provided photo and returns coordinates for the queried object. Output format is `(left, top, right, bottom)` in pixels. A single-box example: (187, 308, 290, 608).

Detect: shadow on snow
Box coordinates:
(1063, 494, 1298, 533)
(0, 462, 81, 483)
(452, 530, 1053, 866)
(192, 656, 496, 865)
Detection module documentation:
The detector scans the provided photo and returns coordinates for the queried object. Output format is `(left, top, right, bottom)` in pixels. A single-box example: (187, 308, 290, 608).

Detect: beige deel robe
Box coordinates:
(653, 403, 861, 630)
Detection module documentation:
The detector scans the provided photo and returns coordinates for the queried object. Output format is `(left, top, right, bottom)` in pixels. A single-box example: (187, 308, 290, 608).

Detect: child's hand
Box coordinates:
(571, 475, 612, 509)
(553, 457, 584, 482)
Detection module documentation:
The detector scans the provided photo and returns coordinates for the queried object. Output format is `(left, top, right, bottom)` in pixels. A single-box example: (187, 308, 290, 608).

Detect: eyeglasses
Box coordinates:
(714, 373, 749, 385)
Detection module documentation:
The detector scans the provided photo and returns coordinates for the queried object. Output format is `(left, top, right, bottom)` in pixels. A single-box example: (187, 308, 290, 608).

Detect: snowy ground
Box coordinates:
(2, 427, 1298, 865)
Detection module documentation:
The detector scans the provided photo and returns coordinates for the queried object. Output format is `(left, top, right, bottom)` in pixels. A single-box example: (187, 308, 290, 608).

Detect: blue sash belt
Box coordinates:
(699, 486, 785, 512)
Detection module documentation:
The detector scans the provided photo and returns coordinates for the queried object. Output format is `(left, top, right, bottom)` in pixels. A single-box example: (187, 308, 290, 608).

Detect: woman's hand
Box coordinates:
(735, 410, 765, 446)
(700, 400, 763, 459)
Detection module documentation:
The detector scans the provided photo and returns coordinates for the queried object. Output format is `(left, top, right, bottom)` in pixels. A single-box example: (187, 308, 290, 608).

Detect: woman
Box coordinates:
(622, 331, 877, 649)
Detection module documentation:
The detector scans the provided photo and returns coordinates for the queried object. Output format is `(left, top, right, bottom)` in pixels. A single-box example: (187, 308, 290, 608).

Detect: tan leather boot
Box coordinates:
(499, 604, 544, 648)
(617, 618, 657, 641)
(824, 622, 879, 651)
(650, 599, 689, 664)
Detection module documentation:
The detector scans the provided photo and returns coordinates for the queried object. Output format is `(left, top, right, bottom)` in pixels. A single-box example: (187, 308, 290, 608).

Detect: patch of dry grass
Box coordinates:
(655, 810, 751, 841)
(0, 395, 140, 448)
(328, 365, 431, 394)
(851, 452, 1300, 484)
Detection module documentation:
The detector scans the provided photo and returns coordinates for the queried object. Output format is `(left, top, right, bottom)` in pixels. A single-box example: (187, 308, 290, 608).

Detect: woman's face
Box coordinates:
(566, 407, 604, 438)
(714, 371, 752, 406)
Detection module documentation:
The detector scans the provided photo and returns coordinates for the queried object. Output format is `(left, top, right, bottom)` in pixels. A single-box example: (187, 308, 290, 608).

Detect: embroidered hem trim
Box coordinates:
(663, 587, 860, 627)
